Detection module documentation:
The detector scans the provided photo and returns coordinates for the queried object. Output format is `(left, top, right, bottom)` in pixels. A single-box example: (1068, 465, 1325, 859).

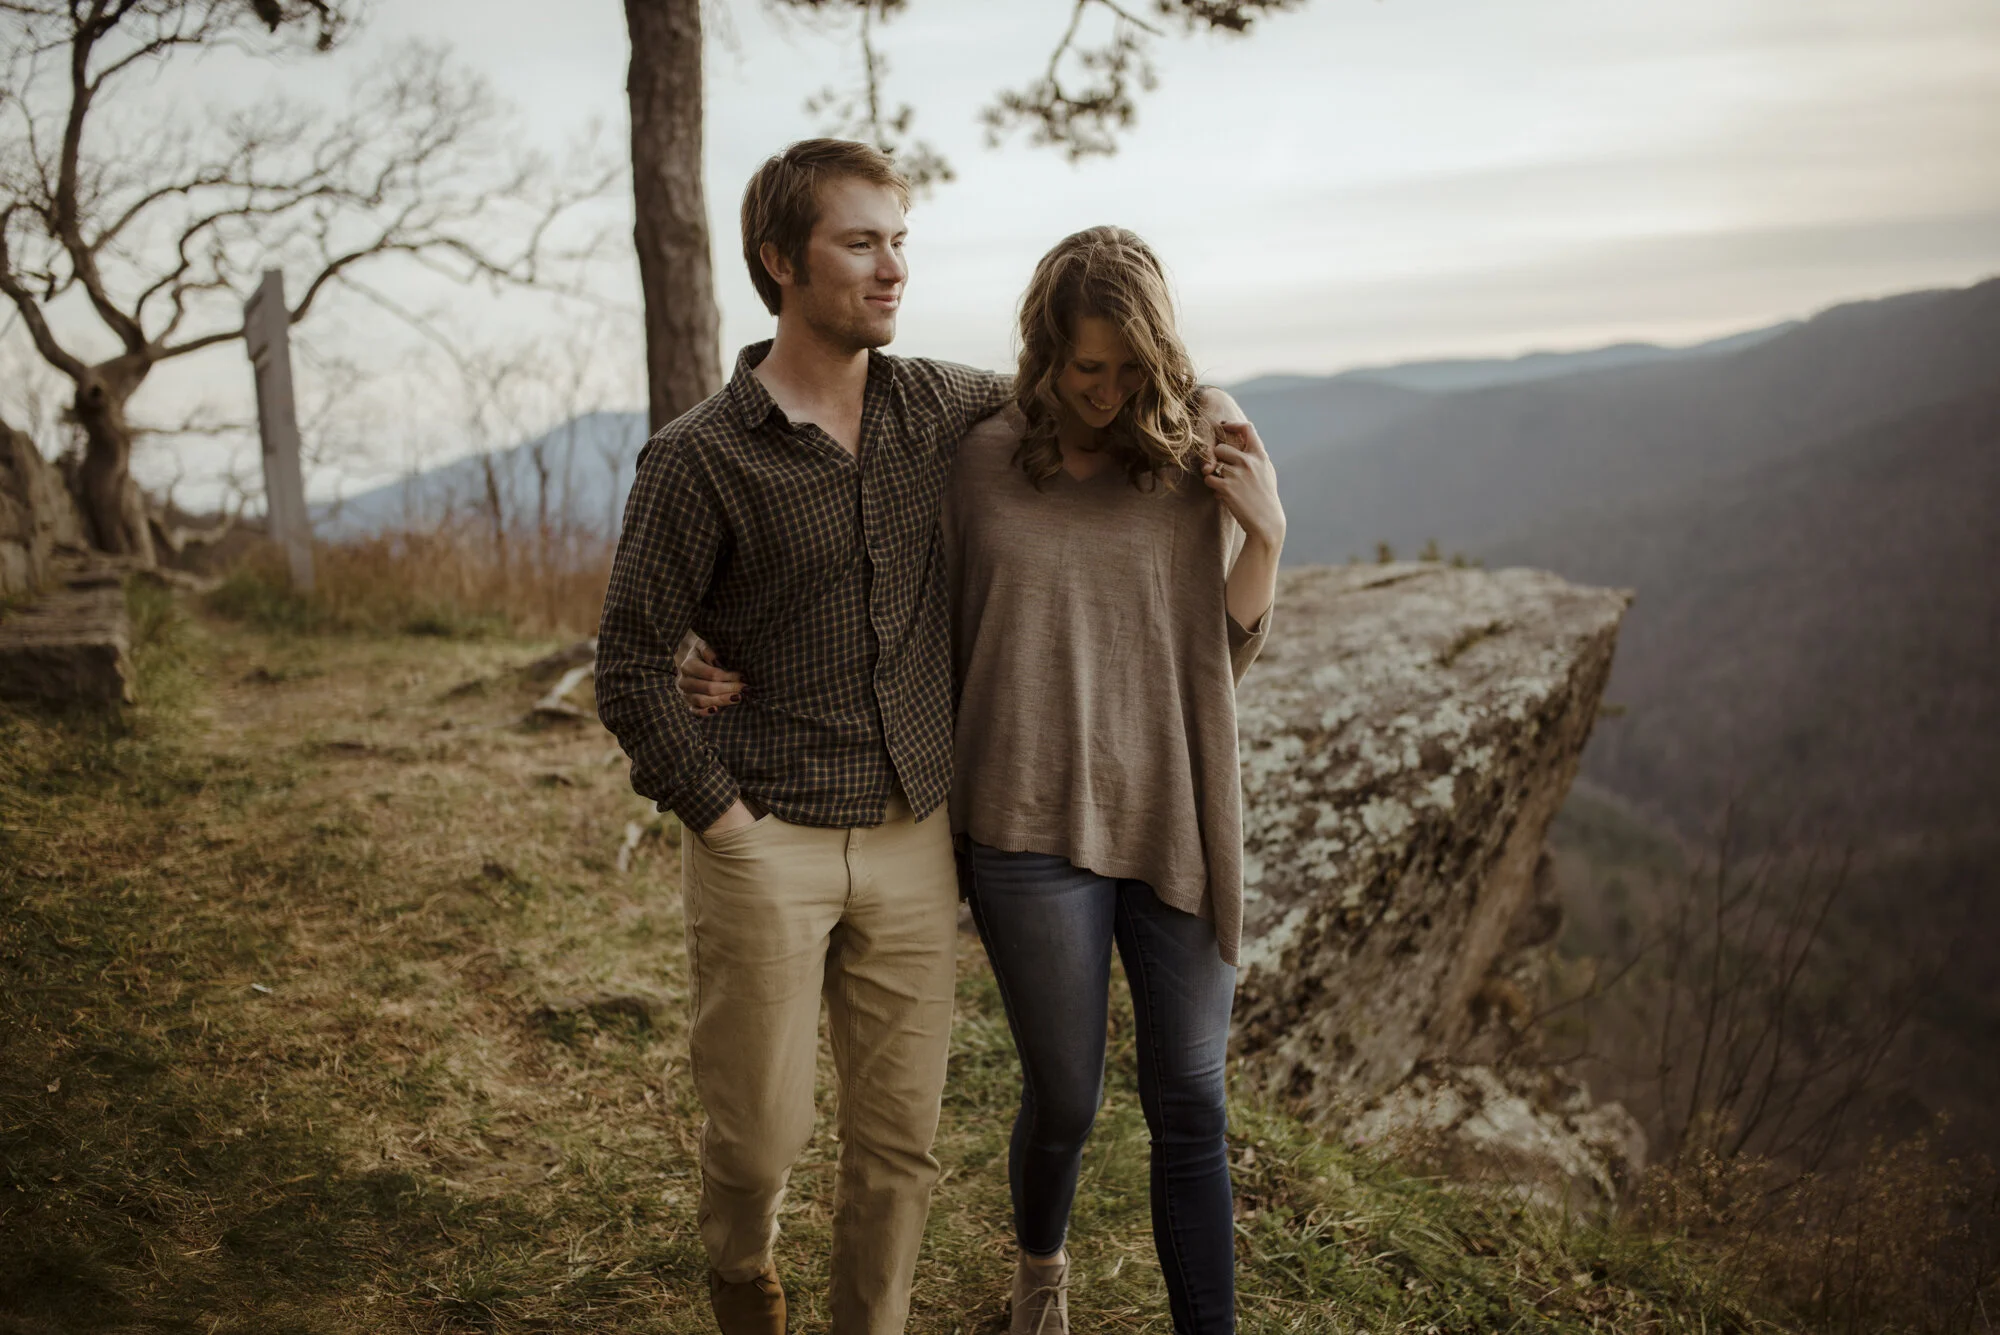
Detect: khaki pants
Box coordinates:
(680, 794, 959, 1335)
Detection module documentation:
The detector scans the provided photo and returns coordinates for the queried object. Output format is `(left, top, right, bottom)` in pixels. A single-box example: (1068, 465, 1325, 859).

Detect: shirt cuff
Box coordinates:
(670, 757, 741, 835)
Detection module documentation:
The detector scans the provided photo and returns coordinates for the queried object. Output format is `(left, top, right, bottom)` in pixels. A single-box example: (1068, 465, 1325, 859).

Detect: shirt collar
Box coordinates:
(723, 340, 781, 431)
(723, 338, 898, 433)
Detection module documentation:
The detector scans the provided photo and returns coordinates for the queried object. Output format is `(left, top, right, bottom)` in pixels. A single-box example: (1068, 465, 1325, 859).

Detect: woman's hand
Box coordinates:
(1198, 388, 1284, 632)
(1198, 387, 1285, 552)
(679, 640, 747, 716)
(1204, 419, 1285, 552)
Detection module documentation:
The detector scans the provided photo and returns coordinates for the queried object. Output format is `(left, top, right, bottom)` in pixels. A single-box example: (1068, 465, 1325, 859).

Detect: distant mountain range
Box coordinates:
(1272, 284, 2000, 562)
(1309, 323, 1800, 393)
(314, 318, 1802, 533)
(1256, 279, 2000, 834)
(313, 410, 648, 541)
(1248, 280, 2000, 1147)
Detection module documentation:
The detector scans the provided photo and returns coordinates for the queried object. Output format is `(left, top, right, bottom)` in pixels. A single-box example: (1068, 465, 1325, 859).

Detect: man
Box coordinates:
(594, 139, 1010, 1335)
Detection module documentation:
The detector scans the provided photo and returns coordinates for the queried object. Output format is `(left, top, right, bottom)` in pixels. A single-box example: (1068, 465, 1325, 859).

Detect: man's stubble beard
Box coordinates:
(798, 284, 896, 354)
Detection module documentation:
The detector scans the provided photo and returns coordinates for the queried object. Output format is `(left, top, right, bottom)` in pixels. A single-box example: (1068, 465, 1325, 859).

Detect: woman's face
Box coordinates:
(1054, 315, 1147, 433)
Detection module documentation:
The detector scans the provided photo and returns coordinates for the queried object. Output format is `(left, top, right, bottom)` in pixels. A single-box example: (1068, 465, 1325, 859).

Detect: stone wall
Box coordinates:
(0, 421, 84, 600)
(1, 420, 132, 707)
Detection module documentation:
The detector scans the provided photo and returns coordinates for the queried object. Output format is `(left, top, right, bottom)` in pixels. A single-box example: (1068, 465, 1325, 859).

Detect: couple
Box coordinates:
(595, 137, 1285, 1335)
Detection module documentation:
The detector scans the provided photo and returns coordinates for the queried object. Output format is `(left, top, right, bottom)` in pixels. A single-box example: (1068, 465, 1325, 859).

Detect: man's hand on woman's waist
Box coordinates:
(681, 639, 749, 715)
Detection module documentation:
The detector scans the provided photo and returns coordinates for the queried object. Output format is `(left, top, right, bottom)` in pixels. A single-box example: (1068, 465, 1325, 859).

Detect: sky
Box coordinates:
(9, 0, 2000, 504)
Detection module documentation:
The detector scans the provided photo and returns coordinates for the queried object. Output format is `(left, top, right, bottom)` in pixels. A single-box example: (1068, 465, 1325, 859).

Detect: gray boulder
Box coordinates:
(1233, 562, 1639, 1206)
(1, 422, 131, 707)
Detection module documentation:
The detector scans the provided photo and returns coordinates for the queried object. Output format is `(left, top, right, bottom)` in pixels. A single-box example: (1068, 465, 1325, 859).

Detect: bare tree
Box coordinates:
(619, 0, 1304, 431)
(1641, 837, 1920, 1176)
(0, 1, 612, 562)
(1558, 811, 1927, 1186)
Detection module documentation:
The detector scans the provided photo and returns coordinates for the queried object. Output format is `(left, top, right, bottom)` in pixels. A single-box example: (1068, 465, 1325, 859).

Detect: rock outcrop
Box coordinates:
(1347, 1062, 1649, 1211)
(1233, 562, 1640, 1208)
(0, 569, 134, 708)
(1, 423, 132, 707)
(1, 420, 85, 599)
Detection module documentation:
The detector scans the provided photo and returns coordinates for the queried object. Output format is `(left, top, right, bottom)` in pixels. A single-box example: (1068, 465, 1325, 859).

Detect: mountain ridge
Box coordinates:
(1233, 319, 1797, 398)
(313, 300, 1842, 537)
(1276, 278, 2000, 562)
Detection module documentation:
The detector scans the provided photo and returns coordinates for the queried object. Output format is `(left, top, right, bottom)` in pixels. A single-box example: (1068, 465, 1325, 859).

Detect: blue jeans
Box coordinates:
(967, 843, 1238, 1335)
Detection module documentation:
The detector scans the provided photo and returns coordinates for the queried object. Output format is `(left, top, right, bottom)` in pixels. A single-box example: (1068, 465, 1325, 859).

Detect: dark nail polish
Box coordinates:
(731, 693, 742, 703)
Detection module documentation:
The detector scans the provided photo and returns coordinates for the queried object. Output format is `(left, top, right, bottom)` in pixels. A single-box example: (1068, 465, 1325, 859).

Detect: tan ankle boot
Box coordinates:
(708, 1267, 786, 1335)
(1010, 1251, 1069, 1335)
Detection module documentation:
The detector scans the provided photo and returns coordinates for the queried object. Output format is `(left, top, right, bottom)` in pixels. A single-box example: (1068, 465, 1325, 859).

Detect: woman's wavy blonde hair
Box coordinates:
(1013, 226, 1206, 489)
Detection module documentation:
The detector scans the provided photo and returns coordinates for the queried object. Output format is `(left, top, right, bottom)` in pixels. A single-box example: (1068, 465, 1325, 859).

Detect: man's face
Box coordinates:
(776, 176, 908, 351)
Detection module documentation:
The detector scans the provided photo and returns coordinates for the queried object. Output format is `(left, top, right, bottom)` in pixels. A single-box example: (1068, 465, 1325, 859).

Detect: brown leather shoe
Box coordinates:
(708, 1267, 786, 1335)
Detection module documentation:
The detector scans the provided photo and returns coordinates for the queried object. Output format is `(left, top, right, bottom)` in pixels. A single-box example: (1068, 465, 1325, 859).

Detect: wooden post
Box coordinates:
(243, 269, 315, 593)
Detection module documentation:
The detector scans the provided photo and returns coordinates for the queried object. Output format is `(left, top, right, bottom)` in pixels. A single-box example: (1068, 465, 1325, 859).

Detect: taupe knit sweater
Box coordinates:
(945, 407, 1269, 965)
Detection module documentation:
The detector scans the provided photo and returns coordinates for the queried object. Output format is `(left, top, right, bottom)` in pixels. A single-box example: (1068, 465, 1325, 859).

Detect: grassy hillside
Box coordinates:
(0, 587, 1786, 1334)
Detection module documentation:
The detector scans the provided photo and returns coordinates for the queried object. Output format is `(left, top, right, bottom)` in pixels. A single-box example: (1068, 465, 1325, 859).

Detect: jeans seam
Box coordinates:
(968, 860, 1063, 1257)
(1121, 887, 1208, 1332)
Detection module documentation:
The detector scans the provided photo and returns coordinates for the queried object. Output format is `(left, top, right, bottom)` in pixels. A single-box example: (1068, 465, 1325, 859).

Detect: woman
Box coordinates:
(683, 226, 1283, 1335)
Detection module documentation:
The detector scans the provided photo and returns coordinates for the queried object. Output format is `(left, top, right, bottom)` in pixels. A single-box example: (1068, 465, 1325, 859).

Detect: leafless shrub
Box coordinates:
(1547, 808, 1997, 1329)
(1642, 1128, 1999, 1334)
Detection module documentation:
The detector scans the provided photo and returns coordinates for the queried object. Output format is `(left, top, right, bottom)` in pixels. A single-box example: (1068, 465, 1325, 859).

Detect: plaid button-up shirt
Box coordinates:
(596, 341, 1011, 833)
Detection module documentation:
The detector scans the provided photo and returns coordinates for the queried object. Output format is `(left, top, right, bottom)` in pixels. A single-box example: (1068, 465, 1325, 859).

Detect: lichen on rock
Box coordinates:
(1233, 562, 1639, 1206)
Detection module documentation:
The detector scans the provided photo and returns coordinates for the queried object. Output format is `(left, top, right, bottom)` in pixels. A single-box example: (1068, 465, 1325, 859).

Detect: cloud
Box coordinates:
(1184, 210, 2000, 377)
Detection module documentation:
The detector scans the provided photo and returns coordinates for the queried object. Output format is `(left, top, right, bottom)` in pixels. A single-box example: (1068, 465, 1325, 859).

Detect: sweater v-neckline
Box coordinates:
(1055, 457, 1122, 487)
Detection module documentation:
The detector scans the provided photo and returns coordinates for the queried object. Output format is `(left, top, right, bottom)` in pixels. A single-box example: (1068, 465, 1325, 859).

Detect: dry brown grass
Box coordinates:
(1640, 1133, 2000, 1335)
(0, 585, 1819, 1333)
(210, 524, 614, 640)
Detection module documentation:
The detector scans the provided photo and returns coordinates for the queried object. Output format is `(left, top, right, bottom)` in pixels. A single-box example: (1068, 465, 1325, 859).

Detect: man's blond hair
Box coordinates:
(740, 139, 912, 316)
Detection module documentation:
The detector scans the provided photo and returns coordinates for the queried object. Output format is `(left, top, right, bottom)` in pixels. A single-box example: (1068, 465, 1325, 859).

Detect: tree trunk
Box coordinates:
(71, 369, 156, 566)
(624, 0, 723, 435)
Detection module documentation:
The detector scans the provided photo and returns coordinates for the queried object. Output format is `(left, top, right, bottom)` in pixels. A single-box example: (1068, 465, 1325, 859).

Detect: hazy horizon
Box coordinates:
(4, 0, 1996, 507)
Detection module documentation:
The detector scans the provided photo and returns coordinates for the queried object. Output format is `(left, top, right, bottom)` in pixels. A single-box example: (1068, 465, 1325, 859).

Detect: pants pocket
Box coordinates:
(696, 810, 779, 854)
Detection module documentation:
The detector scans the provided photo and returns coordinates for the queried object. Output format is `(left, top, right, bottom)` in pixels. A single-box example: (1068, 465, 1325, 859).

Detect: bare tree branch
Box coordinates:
(0, 205, 87, 378)
(980, 0, 1301, 161)
(778, 0, 1303, 180)
(795, 0, 953, 191)
(53, 0, 178, 352)
(0, 1, 613, 556)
